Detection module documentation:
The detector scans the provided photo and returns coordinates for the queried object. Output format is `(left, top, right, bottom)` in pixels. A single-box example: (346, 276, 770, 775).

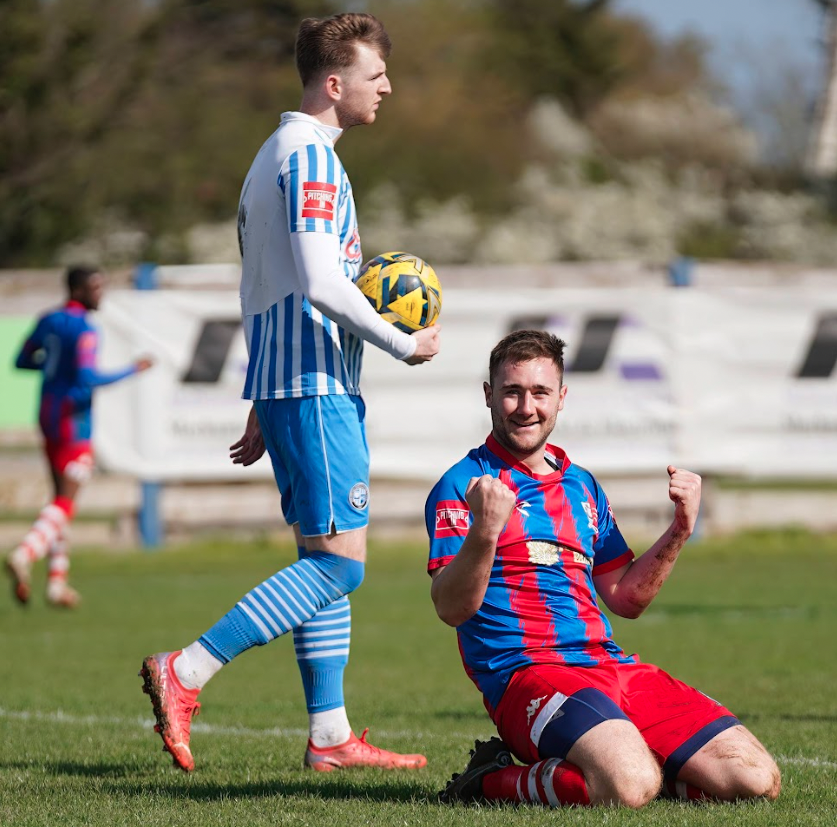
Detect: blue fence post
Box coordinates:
(134, 262, 162, 548)
(139, 481, 163, 548)
(134, 262, 158, 291)
(668, 256, 694, 287)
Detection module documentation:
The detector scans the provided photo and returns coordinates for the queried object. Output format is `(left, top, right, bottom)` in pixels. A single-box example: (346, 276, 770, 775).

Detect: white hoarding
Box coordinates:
(93, 286, 837, 481)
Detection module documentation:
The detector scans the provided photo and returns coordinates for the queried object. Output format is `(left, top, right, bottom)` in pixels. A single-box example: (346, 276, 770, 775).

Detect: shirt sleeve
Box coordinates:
(15, 318, 47, 370)
(590, 477, 634, 575)
(76, 328, 137, 388)
(290, 233, 416, 361)
(283, 144, 341, 235)
(426, 473, 473, 574)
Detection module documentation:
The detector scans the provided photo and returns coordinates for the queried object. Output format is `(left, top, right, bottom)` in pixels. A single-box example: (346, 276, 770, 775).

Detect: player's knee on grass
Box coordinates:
(675, 726, 781, 802)
(734, 760, 781, 802)
(681, 726, 780, 802)
(541, 691, 661, 808)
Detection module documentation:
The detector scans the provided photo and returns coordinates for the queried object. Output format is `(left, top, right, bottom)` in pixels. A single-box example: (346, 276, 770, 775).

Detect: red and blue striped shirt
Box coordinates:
(15, 300, 136, 444)
(426, 434, 636, 715)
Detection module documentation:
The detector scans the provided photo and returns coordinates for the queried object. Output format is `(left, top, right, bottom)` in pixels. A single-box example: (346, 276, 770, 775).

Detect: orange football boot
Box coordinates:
(140, 651, 201, 772)
(304, 728, 427, 772)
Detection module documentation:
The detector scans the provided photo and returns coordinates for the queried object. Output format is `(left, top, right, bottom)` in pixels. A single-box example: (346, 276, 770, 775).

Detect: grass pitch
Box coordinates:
(1, 529, 836, 826)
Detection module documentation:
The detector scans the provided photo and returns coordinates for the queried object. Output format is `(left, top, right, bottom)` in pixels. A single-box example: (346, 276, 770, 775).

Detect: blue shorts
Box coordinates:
(254, 395, 370, 537)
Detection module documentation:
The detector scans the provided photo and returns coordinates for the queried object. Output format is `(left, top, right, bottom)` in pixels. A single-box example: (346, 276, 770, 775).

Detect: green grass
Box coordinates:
(1, 530, 836, 826)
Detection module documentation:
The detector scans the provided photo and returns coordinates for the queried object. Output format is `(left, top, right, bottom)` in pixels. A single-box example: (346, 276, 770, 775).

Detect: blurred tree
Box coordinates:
(0, 0, 764, 265)
(483, 0, 623, 117)
(92, 0, 329, 249)
(0, 0, 159, 265)
(346, 0, 529, 216)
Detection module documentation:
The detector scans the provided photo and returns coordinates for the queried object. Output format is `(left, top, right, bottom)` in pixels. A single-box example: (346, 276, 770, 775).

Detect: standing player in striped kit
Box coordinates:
(140, 13, 439, 773)
(430, 330, 780, 808)
(6, 266, 152, 608)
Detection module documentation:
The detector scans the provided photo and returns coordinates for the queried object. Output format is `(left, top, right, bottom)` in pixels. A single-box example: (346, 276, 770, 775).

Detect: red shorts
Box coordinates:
(44, 440, 94, 481)
(494, 660, 738, 779)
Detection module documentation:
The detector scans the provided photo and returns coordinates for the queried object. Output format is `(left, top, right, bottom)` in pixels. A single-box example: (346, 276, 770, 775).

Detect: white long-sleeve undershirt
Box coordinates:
(290, 232, 417, 361)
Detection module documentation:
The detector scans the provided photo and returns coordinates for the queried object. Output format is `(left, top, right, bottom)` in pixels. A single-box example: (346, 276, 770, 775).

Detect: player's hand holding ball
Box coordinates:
(667, 465, 701, 536)
(466, 475, 516, 540)
(405, 324, 440, 365)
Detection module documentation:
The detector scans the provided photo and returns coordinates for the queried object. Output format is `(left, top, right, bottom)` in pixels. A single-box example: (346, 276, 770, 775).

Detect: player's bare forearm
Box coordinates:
(430, 525, 498, 627)
(432, 474, 516, 626)
(609, 521, 691, 618)
(596, 466, 701, 618)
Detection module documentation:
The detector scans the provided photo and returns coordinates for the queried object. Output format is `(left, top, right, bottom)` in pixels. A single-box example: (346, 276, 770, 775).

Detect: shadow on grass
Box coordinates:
(0, 760, 141, 778)
(107, 775, 436, 804)
(1, 759, 437, 803)
(432, 709, 485, 721)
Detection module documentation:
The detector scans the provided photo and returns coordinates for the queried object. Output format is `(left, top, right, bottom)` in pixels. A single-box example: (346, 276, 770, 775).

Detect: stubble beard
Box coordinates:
(335, 99, 375, 131)
(490, 409, 554, 460)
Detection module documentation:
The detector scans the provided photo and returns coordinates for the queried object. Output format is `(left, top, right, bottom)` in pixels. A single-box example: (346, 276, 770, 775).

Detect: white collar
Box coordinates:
(280, 111, 343, 144)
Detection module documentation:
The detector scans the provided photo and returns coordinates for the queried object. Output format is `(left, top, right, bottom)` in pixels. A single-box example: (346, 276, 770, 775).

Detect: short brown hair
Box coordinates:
(295, 13, 391, 87)
(488, 330, 566, 385)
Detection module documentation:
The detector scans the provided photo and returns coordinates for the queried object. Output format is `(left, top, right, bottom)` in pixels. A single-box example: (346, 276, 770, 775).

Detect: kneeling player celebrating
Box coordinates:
(427, 330, 780, 808)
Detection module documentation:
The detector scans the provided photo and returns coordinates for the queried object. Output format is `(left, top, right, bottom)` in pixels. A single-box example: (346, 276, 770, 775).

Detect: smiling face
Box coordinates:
(484, 357, 567, 466)
(332, 43, 391, 129)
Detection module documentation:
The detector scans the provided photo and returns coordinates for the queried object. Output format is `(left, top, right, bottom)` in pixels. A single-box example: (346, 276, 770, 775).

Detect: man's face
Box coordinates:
(333, 43, 391, 129)
(77, 272, 104, 311)
(484, 357, 567, 459)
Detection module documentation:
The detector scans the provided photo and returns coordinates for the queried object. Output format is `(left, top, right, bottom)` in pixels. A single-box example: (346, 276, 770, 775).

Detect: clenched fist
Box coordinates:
(667, 465, 701, 535)
(465, 475, 517, 539)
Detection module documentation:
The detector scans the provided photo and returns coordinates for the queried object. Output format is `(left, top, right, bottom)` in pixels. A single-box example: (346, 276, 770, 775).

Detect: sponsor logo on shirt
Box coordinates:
(435, 500, 470, 537)
(302, 181, 337, 221)
(582, 501, 598, 531)
(344, 227, 361, 263)
(527, 541, 559, 566)
(515, 500, 531, 517)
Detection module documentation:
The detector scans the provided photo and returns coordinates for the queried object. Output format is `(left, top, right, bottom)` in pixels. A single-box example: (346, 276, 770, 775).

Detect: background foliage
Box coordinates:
(0, 0, 826, 266)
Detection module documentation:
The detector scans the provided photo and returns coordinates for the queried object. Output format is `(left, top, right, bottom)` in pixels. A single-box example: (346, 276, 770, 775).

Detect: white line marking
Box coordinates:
(1, 707, 835, 770)
(776, 755, 837, 769)
(0, 706, 482, 742)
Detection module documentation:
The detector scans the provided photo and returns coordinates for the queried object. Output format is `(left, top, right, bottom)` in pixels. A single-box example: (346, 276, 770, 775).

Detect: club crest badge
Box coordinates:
(349, 482, 369, 511)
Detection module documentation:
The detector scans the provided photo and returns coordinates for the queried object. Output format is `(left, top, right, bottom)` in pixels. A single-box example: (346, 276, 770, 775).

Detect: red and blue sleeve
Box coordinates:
(425, 473, 472, 574)
(76, 328, 137, 388)
(15, 318, 48, 370)
(590, 478, 634, 575)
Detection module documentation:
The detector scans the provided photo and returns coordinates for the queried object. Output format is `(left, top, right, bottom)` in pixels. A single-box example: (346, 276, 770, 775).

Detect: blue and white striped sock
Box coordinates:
(293, 562, 352, 713)
(199, 550, 364, 664)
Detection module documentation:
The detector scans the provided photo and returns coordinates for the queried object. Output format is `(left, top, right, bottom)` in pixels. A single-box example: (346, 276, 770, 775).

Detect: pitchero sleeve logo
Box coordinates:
(435, 500, 470, 538)
(301, 181, 337, 221)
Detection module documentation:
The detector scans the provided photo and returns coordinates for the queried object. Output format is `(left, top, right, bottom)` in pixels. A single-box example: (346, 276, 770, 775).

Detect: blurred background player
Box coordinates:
(140, 12, 439, 773)
(5, 265, 153, 608)
(428, 330, 780, 808)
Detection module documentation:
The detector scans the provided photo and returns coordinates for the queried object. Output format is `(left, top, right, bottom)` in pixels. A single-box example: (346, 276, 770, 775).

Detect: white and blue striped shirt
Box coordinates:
(238, 111, 365, 399)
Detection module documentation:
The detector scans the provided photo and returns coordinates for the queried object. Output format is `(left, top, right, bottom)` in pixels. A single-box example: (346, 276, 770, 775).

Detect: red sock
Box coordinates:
(664, 779, 713, 802)
(53, 496, 75, 518)
(483, 759, 590, 806)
